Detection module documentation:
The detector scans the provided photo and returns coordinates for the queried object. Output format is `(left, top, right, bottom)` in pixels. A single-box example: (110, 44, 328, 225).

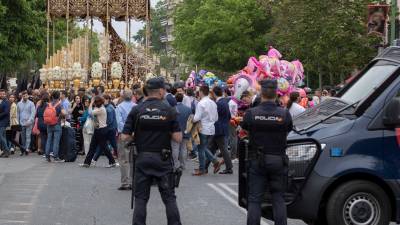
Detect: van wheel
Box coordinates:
(326, 180, 391, 225)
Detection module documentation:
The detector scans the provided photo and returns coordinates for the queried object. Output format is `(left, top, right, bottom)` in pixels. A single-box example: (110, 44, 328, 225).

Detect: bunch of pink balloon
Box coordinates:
(185, 71, 197, 89)
(238, 46, 305, 96)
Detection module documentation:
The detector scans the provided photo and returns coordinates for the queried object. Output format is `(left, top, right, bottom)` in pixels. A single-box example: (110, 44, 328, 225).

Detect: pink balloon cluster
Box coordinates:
(185, 71, 196, 89)
(232, 46, 305, 96)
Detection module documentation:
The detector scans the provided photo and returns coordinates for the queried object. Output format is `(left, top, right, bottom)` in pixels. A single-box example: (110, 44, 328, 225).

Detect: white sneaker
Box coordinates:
(106, 163, 116, 168)
(91, 160, 96, 167)
(50, 152, 54, 157)
(10, 147, 14, 152)
(79, 163, 90, 168)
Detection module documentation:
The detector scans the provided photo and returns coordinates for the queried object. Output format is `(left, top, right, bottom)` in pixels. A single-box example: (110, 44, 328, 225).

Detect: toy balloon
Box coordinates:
(199, 70, 207, 77)
(277, 77, 290, 95)
(233, 77, 250, 99)
(268, 46, 282, 59)
(185, 71, 196, 89)
(267, 57, 281, 77)
(292, 60, 305, 85)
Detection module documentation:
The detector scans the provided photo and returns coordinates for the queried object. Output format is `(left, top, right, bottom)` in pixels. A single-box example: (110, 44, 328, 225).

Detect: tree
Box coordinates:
(0, 0, 46, 73)
(265, 0, 381, 88)
(0, 0, 92, 77)
(173, 0, 272, 73)
(134, 1, 166, 54)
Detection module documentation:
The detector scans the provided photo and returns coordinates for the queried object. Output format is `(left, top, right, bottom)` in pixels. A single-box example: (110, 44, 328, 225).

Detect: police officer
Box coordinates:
(241, 79, 293, 225)
(122, 77, 183, 225)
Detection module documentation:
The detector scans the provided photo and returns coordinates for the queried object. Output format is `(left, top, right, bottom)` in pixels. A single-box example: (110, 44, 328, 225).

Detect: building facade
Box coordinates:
(160, 0, 183, 54)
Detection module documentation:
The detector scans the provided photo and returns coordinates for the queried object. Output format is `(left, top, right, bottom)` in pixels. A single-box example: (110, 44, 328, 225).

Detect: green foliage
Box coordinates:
(90, 32, 99, 63)
(173, 0, 381, 88)
(265, 0, 381, 87)
(173, 0, 272, 73)
(0, 0, 46, 73)
(0, 0, 94, 76)
(134, 1, 166, 54)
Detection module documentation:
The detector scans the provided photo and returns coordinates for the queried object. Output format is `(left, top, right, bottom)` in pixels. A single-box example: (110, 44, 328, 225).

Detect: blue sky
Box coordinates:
(92, 0, 161, 42)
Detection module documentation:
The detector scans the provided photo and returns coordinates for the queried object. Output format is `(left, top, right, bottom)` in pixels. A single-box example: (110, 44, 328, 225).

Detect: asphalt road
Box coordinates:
(0, 155, 397, 225)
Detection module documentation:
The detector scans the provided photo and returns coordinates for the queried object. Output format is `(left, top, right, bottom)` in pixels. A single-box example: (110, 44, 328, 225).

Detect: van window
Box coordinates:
(341, 63, 397, 104)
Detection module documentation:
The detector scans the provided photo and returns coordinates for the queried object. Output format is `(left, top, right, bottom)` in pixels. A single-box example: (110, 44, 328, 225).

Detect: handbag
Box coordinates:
(32, 118, 40, 135)
(83, 117, 94, 135)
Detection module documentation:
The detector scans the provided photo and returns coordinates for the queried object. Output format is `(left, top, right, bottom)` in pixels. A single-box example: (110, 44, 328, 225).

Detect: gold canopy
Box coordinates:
(48, 0, 150, 20)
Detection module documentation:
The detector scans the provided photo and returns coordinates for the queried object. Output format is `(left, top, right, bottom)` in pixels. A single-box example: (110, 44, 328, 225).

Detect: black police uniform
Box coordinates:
(122, 78, 182, 225)
(241, 80, 293, 225)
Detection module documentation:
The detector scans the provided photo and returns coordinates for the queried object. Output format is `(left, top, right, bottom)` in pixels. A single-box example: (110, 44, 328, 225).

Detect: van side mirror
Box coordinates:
(383, 98, 400, 127)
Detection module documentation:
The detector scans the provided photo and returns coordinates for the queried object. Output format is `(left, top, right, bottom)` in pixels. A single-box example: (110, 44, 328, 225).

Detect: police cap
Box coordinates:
(146, 77, 166, 90)
(259, 79, 278, 91)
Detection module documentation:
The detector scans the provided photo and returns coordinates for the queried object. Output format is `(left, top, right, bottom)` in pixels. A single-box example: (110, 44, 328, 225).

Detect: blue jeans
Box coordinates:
(0, 127, 9, 152)
(22, 125, 33, 150)
(40, 132, 47, 153)
(198, 134, 216, 173)
(191, 138, 198, 156)
(107, 128, 117, 151)
(46, 124, 62, 158)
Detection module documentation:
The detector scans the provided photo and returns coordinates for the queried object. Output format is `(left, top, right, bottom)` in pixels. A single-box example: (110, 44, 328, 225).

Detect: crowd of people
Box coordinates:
(0, 80, 335, 187)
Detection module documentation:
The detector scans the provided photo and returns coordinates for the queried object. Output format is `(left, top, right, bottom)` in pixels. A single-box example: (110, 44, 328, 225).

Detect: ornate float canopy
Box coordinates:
(48, 0, 150, 20)
(44, 0, 153, 92)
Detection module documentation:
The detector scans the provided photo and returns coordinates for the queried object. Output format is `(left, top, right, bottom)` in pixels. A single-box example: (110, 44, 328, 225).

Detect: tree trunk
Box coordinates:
(318, 65, 322, 90)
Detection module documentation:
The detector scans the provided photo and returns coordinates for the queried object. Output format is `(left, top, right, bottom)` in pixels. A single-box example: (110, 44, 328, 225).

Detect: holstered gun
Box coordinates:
(161, 148, 182, 188)
(174, 168, 183, 188)
(257, 147, 266, 168)
(161, 148, 172, 161)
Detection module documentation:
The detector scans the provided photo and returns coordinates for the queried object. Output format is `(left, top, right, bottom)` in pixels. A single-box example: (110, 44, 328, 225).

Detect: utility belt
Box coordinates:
(137, 147, 172, 161)
(126, 144, 172, 162)
(248, 144, 288, 168)
(129, 143, 181, 188)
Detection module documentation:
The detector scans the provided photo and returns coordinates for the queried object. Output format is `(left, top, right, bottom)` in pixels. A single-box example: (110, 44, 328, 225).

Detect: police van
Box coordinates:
(239, 46, 400, 225)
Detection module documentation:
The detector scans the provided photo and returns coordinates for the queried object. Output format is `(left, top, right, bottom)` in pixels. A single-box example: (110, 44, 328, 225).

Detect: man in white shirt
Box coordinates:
(288, 91, 306, 118)
(192, 86, 223, 176)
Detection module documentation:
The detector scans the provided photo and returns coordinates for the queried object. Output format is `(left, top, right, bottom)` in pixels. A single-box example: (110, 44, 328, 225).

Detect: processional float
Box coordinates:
(41, 0, 152, 93)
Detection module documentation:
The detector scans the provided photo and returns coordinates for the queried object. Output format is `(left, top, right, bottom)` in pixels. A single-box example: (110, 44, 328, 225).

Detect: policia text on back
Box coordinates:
(122, 77, 183, 225)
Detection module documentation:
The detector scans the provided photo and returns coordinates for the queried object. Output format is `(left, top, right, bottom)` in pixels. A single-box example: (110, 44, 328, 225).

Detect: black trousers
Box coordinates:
(208, 135, 233, 170)
(247, 156, 288, 225)
(8, 129, 24, 151)
(133, 152, 182, 225)
(83, 127, 115, 165)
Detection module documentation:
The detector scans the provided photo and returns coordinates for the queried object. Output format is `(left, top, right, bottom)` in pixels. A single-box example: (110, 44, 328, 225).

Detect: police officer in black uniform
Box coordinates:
(122, 77, 183, 225)
(241, 79, 293, 225)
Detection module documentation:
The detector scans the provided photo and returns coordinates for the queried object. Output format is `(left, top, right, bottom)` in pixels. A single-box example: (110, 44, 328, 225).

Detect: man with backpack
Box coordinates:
(17, 91, 35, 155)
(44, 91, 65, 162)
